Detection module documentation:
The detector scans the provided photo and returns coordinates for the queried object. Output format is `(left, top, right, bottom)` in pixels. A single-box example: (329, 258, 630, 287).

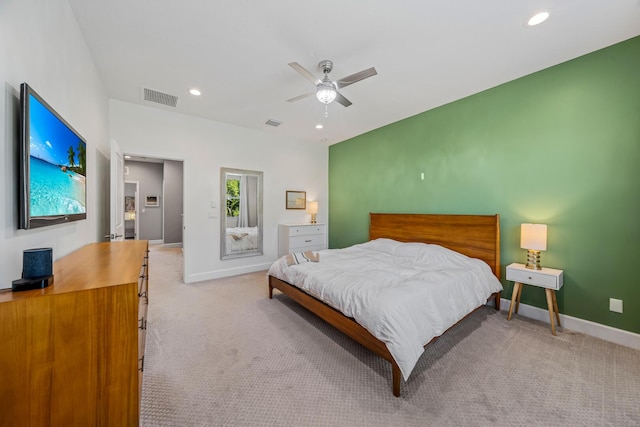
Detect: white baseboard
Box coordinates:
(499, 297, 640, 351)
(162, 242, 183, 248)
(149, 239, 164, 245)
(186, 262, 272, 283)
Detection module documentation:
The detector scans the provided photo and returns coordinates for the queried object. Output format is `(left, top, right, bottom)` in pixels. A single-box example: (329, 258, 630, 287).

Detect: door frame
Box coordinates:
(109, 139, 125, 241)
(124, 180, 140, 240)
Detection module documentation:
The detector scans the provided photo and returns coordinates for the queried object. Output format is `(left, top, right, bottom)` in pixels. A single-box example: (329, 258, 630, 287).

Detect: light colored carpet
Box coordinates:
(141, 246, 640, 426)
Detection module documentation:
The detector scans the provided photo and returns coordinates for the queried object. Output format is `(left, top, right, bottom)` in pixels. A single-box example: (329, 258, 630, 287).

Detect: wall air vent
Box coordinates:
(265, 119, 282, 127)
(142, 87, 179, 107)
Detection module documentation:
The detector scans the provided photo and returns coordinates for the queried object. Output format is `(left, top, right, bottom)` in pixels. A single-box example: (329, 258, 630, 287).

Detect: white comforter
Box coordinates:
(267, 238, 503, 380)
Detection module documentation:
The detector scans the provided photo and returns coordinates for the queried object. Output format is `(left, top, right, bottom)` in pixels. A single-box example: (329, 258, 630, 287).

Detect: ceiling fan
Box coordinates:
(286, 60, 377, 113)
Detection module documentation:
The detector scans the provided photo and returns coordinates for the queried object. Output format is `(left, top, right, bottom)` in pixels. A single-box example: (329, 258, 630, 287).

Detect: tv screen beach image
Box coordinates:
(28, 94, 86, 217)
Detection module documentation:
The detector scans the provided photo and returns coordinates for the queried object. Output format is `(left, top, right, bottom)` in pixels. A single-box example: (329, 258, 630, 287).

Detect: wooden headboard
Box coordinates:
(369, 213, 501, 279)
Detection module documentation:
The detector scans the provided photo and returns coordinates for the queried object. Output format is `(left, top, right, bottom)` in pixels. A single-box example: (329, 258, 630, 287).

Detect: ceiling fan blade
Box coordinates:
(334, 91, 352, 107)
(286, 91, 315, 103)
(288, 62, 321, 85)
(335, 67, 377, 89)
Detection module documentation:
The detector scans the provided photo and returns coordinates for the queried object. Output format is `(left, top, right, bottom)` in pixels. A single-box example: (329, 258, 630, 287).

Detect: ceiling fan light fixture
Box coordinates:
(316, 80, 337, 104)
(288, 59, 375, 110)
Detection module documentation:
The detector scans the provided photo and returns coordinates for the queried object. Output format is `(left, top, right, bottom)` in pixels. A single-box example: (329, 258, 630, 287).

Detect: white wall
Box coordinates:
(0, 0, 109, 288)
(110, 100, 328, 283)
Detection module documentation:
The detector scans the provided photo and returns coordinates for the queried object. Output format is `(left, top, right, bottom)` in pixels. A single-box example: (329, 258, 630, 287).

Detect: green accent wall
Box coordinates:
(328, 36, 640, 334)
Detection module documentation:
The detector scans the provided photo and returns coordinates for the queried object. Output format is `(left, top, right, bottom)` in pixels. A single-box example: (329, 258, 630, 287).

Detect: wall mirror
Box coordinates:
(220, 167, 263, 259)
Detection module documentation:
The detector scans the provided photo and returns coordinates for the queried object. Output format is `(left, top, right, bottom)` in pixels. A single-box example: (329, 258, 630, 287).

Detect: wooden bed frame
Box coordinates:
(268, 213, 501, 397)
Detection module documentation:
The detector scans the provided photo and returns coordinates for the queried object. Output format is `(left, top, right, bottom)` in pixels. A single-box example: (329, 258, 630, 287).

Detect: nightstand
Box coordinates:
(506, 262, 564, 335)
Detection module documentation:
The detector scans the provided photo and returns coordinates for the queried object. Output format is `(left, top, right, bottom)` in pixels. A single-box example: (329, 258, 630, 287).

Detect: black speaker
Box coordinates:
(22, 247, 53, 278)
(12, 248, 54, 292)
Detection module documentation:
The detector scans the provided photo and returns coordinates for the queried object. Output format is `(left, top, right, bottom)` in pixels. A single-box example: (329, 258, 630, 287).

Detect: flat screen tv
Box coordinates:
(19, 83, 87, 229)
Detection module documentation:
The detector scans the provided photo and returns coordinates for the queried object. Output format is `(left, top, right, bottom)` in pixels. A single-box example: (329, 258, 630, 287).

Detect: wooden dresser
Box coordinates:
(0, 240, 149, 426)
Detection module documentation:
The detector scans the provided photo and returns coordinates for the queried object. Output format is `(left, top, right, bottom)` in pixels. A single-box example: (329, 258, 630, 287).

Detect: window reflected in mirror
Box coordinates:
(220, 168, 263, 259)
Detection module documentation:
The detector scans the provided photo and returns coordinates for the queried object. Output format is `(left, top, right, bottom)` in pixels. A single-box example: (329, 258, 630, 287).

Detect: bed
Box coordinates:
(267, 213, 502, 397)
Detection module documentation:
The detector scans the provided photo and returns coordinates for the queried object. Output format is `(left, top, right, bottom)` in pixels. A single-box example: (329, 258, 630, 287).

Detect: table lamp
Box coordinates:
(520, 223, 547, 270)
(307, 201, 318, 224)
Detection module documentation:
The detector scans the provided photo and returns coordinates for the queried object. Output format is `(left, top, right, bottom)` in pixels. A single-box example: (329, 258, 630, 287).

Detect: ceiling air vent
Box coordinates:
(142, 87, 179, 107)
(265, 119, 281, 127)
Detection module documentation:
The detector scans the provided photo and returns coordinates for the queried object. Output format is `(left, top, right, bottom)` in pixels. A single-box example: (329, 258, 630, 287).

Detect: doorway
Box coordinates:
(123, 157, 184, 246)
(109, 141, 187, 281)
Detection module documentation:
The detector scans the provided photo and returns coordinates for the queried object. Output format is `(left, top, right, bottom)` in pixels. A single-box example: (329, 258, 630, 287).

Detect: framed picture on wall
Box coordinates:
(125, 196, 135, 212)
(145, 195, 160, 207)
(286, 191, 306, 209)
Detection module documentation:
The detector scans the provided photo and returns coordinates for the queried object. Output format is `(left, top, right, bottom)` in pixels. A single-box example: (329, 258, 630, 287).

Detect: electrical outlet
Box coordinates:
(609, 298, 623, 313)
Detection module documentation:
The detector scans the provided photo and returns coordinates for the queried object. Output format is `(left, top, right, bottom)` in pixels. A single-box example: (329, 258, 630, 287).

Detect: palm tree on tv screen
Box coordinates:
(67, 145, 76, 168)
(77, 142, 86, 176)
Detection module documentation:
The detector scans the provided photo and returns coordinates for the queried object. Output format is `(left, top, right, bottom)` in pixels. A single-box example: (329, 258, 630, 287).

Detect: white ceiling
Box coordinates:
(68, 0, 640, 146)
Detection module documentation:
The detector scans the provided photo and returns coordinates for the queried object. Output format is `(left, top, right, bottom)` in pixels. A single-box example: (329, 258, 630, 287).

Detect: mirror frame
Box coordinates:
(220, 167, 264, 260)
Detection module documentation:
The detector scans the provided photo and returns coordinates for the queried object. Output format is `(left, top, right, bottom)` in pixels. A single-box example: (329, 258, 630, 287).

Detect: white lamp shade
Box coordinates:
(520, 223, 547, 251)
(307, 201, 318, 214)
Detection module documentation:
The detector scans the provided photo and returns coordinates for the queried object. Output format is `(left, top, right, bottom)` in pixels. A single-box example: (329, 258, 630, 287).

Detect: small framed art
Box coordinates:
(145, 195, 160, 207)
(286, 191, 306, 209)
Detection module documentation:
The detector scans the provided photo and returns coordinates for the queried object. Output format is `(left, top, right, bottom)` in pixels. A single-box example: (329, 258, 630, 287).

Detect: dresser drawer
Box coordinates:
(288, 224, 325, 236)
(506, 263, 563, 290)
(291, 244, 325, 253)
(138, 252, 148, 297)
(290, 234, 324, 249)
(278, 223, 327, 257)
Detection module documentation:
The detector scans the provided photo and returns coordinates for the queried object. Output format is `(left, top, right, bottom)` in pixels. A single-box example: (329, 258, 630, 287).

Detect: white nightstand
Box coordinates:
(506, 262, 564, 335)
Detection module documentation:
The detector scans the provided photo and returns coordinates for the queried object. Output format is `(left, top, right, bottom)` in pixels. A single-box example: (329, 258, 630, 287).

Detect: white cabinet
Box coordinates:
(506, 262, 564, 336)
(278, 224, 326, 257)
(506, 262, 563, 290)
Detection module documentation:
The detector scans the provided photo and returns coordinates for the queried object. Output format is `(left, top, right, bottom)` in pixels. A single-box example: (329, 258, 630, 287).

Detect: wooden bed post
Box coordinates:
(392, 363, 401, 397)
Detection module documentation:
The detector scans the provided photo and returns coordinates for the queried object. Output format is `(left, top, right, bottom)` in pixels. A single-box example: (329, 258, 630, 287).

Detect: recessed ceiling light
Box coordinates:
(315, 124, 323, 129)
(189, 88, 201, 96)
(528, 11, 549, 26)
(124, 155, 131, 159)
